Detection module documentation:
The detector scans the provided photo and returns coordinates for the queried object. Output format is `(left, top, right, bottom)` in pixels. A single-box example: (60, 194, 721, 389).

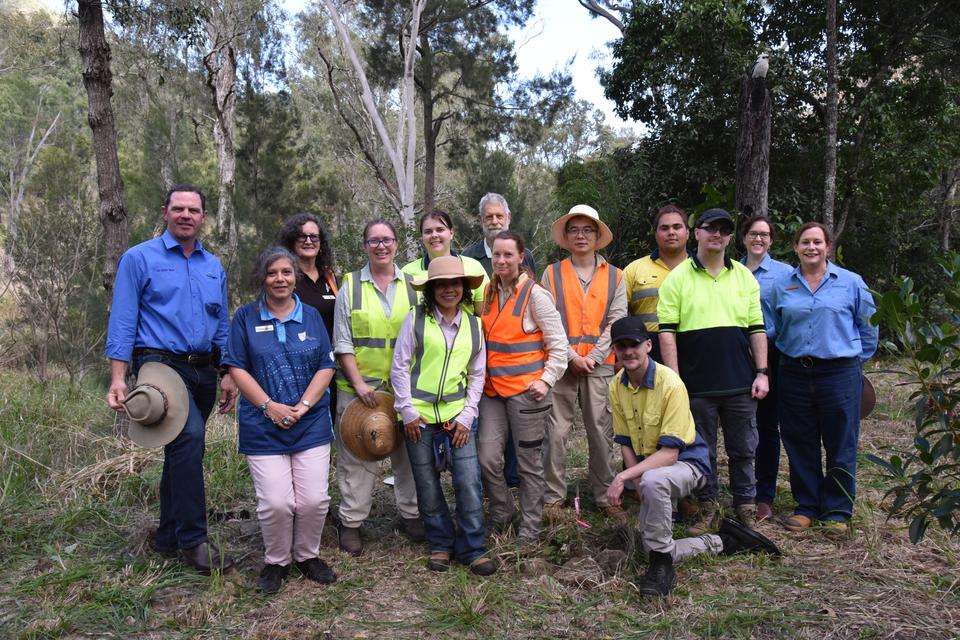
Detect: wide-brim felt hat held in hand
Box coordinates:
(122, 362, 189, 448)
(339, 391, 402, 461)
(411, 255, 485, 291)
(551, 204, 614, 250)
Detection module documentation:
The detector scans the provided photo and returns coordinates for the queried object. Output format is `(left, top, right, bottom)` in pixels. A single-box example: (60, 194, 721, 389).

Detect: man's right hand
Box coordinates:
(354, 381, 379, 407)
(106, 379, 128, 412)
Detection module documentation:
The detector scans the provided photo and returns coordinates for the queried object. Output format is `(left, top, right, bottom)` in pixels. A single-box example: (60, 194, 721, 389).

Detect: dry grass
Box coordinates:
(0, 362, 958, 639)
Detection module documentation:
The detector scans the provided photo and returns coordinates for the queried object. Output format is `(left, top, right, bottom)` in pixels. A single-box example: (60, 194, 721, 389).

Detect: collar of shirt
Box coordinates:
(161, 229, 205, 256)
(433, 307, 462, 330)
(258, 294, 303, 343)
(789, 260, 840, 292)
(360, 262, 404, 283)
(741, 252, 775, 274)
(422, 251, 460, 268)
(497, 271, 530, 300)
(620, 358, 656, 390)
(690, 252, 733, 272)
(650, 247, 693, 267)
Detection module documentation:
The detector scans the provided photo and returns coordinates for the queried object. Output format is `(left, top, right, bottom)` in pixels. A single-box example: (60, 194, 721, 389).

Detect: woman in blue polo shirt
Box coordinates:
(224, 247, 337, 594)
(765, 222, 878, 535)
(740, 214, 793, 522)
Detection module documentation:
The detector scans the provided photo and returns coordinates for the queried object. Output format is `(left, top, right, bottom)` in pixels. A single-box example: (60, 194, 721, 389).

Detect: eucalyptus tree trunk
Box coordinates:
(822, 0, 839, 235)
(78, 0, 129, 291)
(734, 74, 771, 218)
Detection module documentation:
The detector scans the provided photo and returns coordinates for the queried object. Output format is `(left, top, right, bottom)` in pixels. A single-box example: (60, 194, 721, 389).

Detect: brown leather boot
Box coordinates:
(178, 542, 234, 575)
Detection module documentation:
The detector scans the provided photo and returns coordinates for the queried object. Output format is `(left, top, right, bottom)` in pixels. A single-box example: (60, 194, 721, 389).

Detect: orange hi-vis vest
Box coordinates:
(481, 277, 548, 398)
(543, 257, 622, 365)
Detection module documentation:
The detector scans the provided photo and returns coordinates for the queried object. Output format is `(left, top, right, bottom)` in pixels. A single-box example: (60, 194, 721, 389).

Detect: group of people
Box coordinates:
(105, 184, 878, 598)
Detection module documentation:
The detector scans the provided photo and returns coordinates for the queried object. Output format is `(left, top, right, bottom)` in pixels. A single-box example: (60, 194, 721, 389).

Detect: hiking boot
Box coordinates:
(717, 517, 781, 556)
(469, 556, 498, 576)
(638, 551, 675, 597)
(821, 520, 849, 538)
(296, 557, 337, 584)
(427, 551, 451, 572)
(735, 503, 757, 530)
(337, 522, 363, 556)
(256, 563, 289, 594)
(686, 502, 719, 536)
(179, 542, 234, 576)
(782, 514, 814, 532)
(398, 516, 426, 542)
(756, 502, 774, 523)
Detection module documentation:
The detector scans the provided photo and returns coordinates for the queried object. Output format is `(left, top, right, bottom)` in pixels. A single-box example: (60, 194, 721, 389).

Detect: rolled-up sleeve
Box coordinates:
(455, 334, 486, 430)
(332, 285, 355, 355)
(527, 286, 569, 388)
(390, 312, 419, 426)
(589, 273, 627, 364)
(855, 278, 879, 362)
(105, 251, 143, 362)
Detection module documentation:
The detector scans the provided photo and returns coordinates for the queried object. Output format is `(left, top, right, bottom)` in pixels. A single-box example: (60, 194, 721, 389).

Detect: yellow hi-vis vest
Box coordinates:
(336, 269, 417, 393)
(409, 307, 481, 424)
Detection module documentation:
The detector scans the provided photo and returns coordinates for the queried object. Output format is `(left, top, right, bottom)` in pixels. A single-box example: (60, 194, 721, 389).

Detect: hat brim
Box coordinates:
(551, 213, 614, 250)
(339, 391, 401, 461)
(411, 273, 486, 291)
(126, 362, 189, 448)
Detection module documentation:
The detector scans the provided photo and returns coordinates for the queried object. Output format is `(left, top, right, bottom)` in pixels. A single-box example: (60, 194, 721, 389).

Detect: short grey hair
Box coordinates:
(249, 246, 299, 292)
(478, 192, 510, 217)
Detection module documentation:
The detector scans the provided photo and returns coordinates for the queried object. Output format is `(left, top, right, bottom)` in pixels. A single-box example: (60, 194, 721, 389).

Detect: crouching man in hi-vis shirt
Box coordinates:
(605, 316, 781, 597)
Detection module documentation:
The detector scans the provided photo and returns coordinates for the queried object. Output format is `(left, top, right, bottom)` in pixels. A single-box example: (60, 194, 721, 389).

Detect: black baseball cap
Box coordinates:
(697, 208, 734, 230)
(611, 316, 650, 345)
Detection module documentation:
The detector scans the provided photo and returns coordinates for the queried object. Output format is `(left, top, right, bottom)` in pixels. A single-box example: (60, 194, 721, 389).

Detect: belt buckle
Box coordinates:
(186, 353, 202, 365)
(800, 356, 814, 368)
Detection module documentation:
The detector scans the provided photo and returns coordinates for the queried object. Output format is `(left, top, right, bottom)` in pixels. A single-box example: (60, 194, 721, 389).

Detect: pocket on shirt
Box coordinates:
(205, 301, 222, 317)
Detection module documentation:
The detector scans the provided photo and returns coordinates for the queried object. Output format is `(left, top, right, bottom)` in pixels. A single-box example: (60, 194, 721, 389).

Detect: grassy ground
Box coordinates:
(0, 363, 958, 639)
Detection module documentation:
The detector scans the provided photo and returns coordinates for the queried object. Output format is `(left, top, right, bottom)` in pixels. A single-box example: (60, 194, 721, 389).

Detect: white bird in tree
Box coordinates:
(751, 53, 770, 78)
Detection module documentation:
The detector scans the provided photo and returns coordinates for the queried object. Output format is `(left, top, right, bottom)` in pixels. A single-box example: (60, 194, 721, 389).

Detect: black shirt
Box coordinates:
(295, 271, 338, 341)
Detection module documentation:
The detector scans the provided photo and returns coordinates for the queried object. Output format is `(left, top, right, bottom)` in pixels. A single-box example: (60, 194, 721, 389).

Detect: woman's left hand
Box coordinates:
(451, 421, 471, 448)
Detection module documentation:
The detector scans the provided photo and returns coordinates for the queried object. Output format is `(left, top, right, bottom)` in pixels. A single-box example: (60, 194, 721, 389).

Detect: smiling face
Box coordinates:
(744, 220, 772, 260)
(433, 278, 465, 313)
(655, 212, 689, 254)
(794, 226, 830, 270)
(364, 223, 398, 268)
(613, 338, 651, 374)
(263, 256, 296, 305)
(421, 215, 453, 259)
(294, 221, 321, 261)
(565, 216, 599, 255)
(481, 202, 510, 242)
(162, 191, 205, 244)
(492, 237, 523, 282)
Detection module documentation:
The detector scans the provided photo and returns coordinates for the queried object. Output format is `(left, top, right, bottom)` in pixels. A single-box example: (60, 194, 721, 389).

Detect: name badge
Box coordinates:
(785, 285, 799, 291)
(255, 324, 274, 333)
(299, 331, 308, 341)
(322, 294, 336, 300)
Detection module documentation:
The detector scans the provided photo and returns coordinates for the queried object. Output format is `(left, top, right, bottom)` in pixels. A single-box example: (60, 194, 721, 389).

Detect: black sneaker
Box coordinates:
(638, 551, 675, 597)
(296, 557, 337, 584)
(256, 563, 290, 594)
(717, 517, 782, 556)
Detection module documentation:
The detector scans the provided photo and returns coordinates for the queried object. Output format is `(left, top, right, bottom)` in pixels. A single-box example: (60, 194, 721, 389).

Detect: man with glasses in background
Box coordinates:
(656, 209, 769, 535)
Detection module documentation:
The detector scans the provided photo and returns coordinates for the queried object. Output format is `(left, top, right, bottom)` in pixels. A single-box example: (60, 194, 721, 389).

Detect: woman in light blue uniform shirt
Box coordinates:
(740, 214, 793, 523)
(765, 222, 878, 534)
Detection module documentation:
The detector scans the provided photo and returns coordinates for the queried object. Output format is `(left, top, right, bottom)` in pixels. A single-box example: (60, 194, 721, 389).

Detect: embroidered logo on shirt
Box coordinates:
(255, 324, 274, 333)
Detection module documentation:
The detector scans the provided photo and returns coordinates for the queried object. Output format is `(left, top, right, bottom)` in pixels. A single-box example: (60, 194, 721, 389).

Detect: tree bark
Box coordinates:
(734, 74, 771, 219)
(78, 0, 129, 291)
(937, 161, 960, 252)
(419, 33, 436, 214)
(822, 0, 839, 234)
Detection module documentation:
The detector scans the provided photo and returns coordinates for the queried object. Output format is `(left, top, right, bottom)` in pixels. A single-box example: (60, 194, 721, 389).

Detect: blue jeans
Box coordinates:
(755, 343, 781, 504)
(405, 424, 487, 563)
(133, 354, 217, 550)
(778, 356, 861, 521)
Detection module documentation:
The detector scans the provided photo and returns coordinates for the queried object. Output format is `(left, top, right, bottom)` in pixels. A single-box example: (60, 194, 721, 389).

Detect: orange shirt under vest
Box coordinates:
(481, 276, 548, 397)
(542, 258, 622, 365)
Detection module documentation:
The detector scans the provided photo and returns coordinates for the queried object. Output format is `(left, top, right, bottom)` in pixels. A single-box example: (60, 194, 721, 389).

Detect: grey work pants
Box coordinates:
(478, 390, 552, 541)
(543, 368, 617, 506)
(690, 393, 758, 506)
(637, 462, 722, 562)
(334, 386, 419, 527)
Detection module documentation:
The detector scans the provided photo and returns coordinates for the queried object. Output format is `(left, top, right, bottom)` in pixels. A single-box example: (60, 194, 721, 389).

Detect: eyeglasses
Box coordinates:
(566, 226, 598, 237)
(746, 231, 771, 240)
(297, 234, 320, 244)
(699, 224, 733, 236)
(364, 237, 396, 248)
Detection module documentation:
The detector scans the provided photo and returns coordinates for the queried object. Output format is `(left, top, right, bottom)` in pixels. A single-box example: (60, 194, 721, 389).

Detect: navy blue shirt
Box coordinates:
(106, 230, 228, 361)
(223, 295, 335, 455)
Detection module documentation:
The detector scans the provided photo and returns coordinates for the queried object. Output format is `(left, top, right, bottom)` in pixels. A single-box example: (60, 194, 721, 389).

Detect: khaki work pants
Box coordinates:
(334, 386, 419, 528)
(543, 368, 617, 507)
(478, 390, 552, 541)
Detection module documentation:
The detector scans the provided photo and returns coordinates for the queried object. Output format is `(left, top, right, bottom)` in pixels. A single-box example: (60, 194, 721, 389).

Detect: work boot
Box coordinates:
(337, 522, 363, 556)
(469, 556, 498, 576)
(296, 557, 337, 584)
(782, 514, 814, 532)
(686, 501, 719, 536)
(735, 503, 757, 530)
(756, 502, 774, 522)
(717, 517, 781, 556)
(427, 551, 451, 572)
(179, 542, 235, 576)
(398, 516, 426, 542)
(256, 563, 289, 594)
(820, 519, 849, 538)
(638, 551, 676, 597)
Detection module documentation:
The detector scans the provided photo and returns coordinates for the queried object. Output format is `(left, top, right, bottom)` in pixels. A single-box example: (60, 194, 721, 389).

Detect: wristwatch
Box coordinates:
(300, 400, 312, 408)
(258, 399, 271, 413)
(755, 367, 769, 375)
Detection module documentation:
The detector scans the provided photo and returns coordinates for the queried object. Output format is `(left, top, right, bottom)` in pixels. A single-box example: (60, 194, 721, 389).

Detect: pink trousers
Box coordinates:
(247, 444, 331, 566)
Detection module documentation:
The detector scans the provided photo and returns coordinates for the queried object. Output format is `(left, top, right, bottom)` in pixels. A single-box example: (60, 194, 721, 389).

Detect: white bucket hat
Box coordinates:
(551, 204, 614, 250)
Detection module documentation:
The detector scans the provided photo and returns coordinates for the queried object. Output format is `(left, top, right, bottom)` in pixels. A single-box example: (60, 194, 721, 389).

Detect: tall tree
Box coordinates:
(822, 0, 838, 233)
(735, 64, 771, 218)
(78, 0, 129, 290)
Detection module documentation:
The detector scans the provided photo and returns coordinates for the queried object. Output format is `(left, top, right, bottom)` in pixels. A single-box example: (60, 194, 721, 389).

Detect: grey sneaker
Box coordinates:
(735, 503, 757, 530)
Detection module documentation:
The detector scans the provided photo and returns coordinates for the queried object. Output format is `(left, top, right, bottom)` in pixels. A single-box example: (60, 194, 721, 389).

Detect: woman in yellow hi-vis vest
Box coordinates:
(331, 219, 421, 556)
(478, 231, 569, 545)
(390, 256, 496, 576)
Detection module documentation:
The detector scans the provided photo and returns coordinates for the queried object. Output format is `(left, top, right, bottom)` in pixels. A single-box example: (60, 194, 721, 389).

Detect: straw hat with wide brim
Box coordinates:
(861, 375, 877, 419)
(339, 391, 402, 461)
(411, 255, 485, 291)
(122, 362, 189, 448)
(551, 204, 614, 250)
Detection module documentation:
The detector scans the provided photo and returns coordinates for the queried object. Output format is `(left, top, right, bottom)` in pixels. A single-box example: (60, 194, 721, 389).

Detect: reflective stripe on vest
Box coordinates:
(544, 259, 621, 364)
(409, 308, 481, 424)
(481, 278, 548, 397)
(336, 269, 417, 392)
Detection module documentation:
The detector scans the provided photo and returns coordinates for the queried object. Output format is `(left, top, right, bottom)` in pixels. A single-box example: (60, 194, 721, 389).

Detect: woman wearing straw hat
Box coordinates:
(478, 231, 569, 545)
(391, 255, 496, 575)
(223, 247, 337, 594)
(541, 204, 628, 524)
(401, 209, 489, 314)
(331, 219, 423, 556)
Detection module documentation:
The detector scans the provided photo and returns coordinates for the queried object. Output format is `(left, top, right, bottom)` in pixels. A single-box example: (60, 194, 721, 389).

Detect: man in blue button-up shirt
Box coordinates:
(105, 184, 237, 574)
